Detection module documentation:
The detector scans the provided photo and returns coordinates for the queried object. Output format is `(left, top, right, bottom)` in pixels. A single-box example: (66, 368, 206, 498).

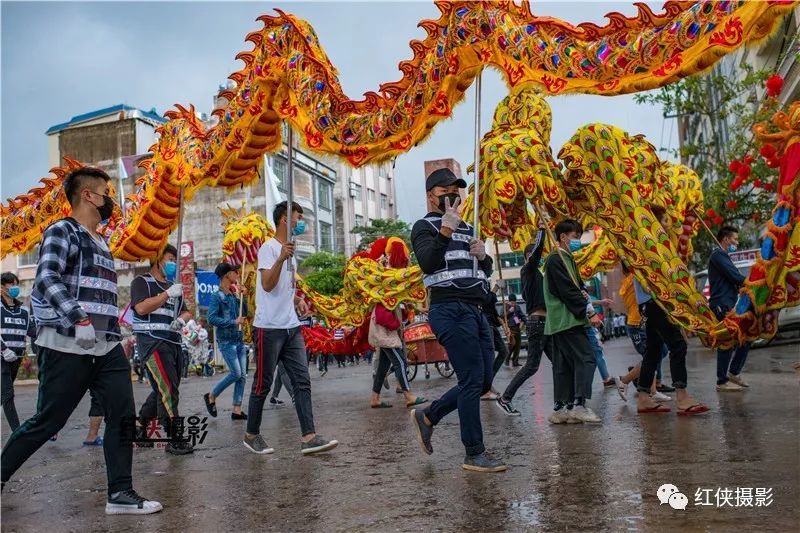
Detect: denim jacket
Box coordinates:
(208, 290, 247, 343)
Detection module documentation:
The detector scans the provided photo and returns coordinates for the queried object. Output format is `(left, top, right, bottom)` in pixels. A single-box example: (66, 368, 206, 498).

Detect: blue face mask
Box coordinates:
(727, 244, 737, 254)
(569, 239, 583, 252)
(293, 219, 306, 236)
(163, 261, 177, 281)
(8, 286, 20, 299)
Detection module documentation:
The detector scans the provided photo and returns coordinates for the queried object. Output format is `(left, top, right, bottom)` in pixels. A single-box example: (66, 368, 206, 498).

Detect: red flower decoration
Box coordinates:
(760, 144, 777, 158)
(766, 157, 781, 168)
(737, 165, 751, 179)
(743, 154, 754, 165)
(754, 179, 763, 188)
(714, 215, 724, 225)
(728, 160, 742, 173)
(726, 199, 738, 210)
(729, 178, 742, 191)
(706, 207, 716, 218)
(764, 183, 774, 192)
(765, 74, 784, 98)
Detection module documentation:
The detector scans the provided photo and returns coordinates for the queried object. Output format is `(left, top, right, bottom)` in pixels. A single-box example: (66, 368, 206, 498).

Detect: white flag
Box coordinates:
(263, 155, 284, 220)
(117, 157, 128, 180)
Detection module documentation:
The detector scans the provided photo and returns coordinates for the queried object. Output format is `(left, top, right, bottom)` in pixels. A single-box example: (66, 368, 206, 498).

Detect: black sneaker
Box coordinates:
(165, 441, 194, 456)
(105, 489, 163, 515)
(243, 434, 275, 455)
(269, 397, 285, 406)
(410, 409, 433, 455)
(203, 393, 217, 418)
(231, 412, 248, 420)
(495, 397, 521, 417)
(656, 384, 676, 393)
(462, 452, 507, 473)
(301, 435, 339, 455)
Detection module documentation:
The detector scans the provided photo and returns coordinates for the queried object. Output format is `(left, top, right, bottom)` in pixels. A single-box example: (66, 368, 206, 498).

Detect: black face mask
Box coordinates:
(96, 195, 115, 221)
(436, 192, 460, 212)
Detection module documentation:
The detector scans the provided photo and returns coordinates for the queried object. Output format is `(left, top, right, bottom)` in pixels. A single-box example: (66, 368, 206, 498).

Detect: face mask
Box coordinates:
(292, 219, 306, 236)
(163, 261, 177, 281)
(436, 193, 460, 212)
(727, 244, 737, 253)
(89, 192, 115, 222)
(8, 287, 20, 299)
(569, 239, 583, 252)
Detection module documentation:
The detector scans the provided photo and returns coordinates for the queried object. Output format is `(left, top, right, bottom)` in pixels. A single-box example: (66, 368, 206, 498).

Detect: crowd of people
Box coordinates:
(0, 166, 756, 515)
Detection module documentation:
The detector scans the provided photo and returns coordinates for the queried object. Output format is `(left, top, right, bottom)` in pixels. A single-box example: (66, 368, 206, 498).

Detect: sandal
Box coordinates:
(370, 402, 393, 409)
(82, 437, 103, 446)
(677, 404, 709, 416)
(637, 404, 671, 414)
(203, 393, 218, 418)
(405, 397, 427, 407)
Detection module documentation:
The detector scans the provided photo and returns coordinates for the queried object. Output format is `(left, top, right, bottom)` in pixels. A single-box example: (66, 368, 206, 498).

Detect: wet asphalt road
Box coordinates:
(1, 337, 798, 532)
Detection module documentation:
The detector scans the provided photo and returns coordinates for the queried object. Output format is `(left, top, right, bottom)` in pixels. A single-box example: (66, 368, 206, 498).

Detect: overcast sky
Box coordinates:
(1, 1, 677, 223)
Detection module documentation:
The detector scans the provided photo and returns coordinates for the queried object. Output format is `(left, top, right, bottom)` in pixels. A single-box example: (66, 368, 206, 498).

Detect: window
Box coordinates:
(272, 157, 287, 191)
(17, 249, 39, 267)
(505, 278, 522, 298)
(368, 188, 376, 202)
(319, 221, 333, 252)
(352, 183, 362, 201)
(500, 252, 525, 268)
(355, 215, 364, 226)
(380, 193, 388, 209)
(317, 180, 332, 211)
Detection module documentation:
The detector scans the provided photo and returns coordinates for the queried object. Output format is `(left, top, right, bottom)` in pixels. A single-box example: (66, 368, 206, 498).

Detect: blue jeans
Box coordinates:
(424, 302, 494, 457)
(717, 344, 750, 385)
(586, 327, 609, 381)
(212, 341, 247, 406)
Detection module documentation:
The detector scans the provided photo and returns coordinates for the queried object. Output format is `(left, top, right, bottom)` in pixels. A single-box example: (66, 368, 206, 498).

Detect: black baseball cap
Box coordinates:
(214, 262, 241, 279)
(425, 168, 467, 191)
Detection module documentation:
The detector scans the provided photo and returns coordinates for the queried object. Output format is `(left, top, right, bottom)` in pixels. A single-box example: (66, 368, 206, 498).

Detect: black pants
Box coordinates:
(502, 315, 550, 402)
(140, 341, 182, 436)
(372, 347, 411, 394)
(1, 345, 134, 495)
(639, 301, 687, 391)
(551, 326, 596, 404)
(1, 358, 22, 431)
(247, 327, 315, 437)
(507, 327, 522, 364)
(490, 327, 509, 378)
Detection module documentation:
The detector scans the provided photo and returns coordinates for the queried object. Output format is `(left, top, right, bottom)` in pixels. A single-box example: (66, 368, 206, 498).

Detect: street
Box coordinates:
(1, 337, 798, 532)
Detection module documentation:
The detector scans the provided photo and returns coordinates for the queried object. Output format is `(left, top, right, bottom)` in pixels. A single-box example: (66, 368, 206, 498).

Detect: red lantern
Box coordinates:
(726, 199, 738, 210)
(760, 144, 777, 158)
(728, 160, 742, 173)
(765, 74, 784, 98)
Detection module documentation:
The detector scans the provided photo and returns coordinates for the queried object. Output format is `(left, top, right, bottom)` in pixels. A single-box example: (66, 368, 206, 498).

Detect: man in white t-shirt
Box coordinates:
(243, 201, 338, 455)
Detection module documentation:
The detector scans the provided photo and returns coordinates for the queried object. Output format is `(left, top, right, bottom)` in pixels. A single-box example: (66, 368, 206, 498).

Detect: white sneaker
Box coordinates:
(105, 489, 163, 515)
(651, 391, 672, 402)
(728, 373, 749, 387)
(716, 381, 744, 392)
(548, 409, 571, 424)
(571, 405, 602, 423)
(566, 408, 584, 424)
(616, 376, 629, 402)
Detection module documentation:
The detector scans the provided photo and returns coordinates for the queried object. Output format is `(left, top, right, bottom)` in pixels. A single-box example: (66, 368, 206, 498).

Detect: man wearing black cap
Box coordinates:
(131, 243, 193, 455)
(408, 168, 506, 473)
(203, 262, 249, 420)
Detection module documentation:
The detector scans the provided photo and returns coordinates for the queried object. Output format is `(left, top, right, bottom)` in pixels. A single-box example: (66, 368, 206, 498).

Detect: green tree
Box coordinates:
(351, 218, 411, 252)
(299, 251, 347, 295)
(634, 65, 781, 269)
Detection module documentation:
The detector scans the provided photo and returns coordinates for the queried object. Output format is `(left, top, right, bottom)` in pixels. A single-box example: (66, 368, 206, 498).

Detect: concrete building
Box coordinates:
(332, 159, 399, 256)
(678, 8, 799, 182)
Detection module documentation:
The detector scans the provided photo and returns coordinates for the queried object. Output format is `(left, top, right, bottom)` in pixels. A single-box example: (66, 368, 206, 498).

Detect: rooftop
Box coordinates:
(45, 104, 166, 135)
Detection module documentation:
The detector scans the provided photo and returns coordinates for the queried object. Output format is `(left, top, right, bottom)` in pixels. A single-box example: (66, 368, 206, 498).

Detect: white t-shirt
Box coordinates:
(254, 238, 300, 329)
